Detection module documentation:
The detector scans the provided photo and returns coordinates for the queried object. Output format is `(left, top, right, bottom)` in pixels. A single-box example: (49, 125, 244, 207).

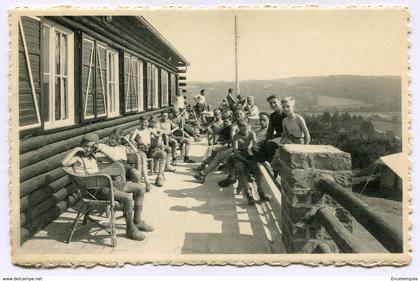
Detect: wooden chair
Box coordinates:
(63, 166, 119, 247)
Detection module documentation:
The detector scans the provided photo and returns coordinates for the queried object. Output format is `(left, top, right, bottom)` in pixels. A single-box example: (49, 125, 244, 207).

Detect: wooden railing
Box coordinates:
(317, 175, 403, 253)
(261, 161, 403, 254)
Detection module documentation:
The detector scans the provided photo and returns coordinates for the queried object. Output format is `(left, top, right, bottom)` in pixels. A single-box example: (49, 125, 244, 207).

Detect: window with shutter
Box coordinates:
(95, 43, 107, 117)
(18, 16, 42, 130)
(42, 20, 75, 130)
(123, 53, 144, 113)
(106, 48, 119, 117)
(81, 36, 95, 120)
(81, 34, 112, 120)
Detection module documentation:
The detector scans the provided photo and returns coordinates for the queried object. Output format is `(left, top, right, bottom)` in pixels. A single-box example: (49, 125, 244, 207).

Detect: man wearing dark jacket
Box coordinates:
(252, 94, 287, 163)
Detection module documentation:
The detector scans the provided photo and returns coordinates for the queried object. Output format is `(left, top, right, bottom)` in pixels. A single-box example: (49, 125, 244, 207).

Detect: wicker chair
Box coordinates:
(63, 166, 119, 247)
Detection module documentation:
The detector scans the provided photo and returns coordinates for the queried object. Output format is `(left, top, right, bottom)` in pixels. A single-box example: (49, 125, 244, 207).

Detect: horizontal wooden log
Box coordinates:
(20, 167, 65, 198)
(312, 243, 332, 253)
(20, 119, 144, 181)
(20, 192, 79, 244)
(20, 108, 167, 154)
(316, 207, 365, 253)
(20, 115, 162, 196)
(21, 183, 76, 226)
(318, 175, 403, 253)
(178, 76, 186, 81)
(20, 118, 139, 168)
(178, 82, 187, 87)
(20, 175, 71, 212)
(20, 151, 69, 182)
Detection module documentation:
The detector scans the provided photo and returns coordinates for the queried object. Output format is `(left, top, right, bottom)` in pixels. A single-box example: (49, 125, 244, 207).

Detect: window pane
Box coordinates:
(63, 78, 68, 119)
(109, 83, 113, 112)
(43, 74, 50, 122)
(55, 76, 61, 120)
(62, 34, 68, 75)
(42, 25, 50, 73)
(108, 52, 113, 82)
(55, 32, 61, 75)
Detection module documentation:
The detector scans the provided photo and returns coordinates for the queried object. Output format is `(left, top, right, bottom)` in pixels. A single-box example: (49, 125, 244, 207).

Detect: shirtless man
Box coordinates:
(229, 119, 258, 205)
(280, 97, 311, 145)
(255, 112, 270, 143)
(157, 112, 195, 164)
(130, 116, 173, 187)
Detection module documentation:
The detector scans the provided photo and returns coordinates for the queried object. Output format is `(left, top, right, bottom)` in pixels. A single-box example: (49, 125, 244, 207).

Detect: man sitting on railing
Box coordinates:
(61, 133, 153, 241)
(255, 112, 270, 143)
(218, 114, 273, 202)
(280, 97, 311, 145)
(227, 118, 258, 205)
(252, 94, 287, 163)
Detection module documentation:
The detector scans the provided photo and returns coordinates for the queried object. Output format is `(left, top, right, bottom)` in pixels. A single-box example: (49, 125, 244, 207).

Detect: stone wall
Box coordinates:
(270, 144, 353, 253)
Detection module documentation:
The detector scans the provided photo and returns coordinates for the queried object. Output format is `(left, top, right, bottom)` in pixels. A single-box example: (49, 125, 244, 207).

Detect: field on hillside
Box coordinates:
(186, 75, 402, 113)
(315, 95, 372, 109)
(371, 120, 402, 138)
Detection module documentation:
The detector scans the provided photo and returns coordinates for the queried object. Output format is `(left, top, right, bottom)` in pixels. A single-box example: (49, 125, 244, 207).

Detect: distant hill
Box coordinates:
(185, 75, 402, 113)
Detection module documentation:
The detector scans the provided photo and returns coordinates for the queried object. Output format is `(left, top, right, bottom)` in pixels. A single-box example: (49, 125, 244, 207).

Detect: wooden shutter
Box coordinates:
(81, 35, 95, 120)
(146, 62, 152, 110)
(18, 16, 41, 129)
(169, 73, 176, 106)
(137, 60, 144, 112)
(124, 54, 131, 112)
(123, 54, 141, 113)
(131, 58, 138, 111)
(95, 41, 107, 117)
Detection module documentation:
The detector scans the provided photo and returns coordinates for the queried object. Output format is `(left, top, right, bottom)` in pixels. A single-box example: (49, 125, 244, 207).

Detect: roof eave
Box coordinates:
(136, 16, 190, 67)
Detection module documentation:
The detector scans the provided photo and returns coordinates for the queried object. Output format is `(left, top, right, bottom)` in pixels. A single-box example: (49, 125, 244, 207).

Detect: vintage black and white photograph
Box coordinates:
(9, 7, 410, 265)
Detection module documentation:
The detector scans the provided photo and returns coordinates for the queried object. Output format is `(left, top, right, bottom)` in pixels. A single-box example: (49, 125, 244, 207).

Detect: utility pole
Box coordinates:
(234, 14, 239, 96)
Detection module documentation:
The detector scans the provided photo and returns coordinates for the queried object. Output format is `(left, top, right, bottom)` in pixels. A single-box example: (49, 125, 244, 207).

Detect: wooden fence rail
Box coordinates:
(317, 175, 403, 253)
(315, 207, 365, 253)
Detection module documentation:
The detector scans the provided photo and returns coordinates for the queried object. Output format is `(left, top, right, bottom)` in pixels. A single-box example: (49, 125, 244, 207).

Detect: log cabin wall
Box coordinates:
(18, 16, 187, 244)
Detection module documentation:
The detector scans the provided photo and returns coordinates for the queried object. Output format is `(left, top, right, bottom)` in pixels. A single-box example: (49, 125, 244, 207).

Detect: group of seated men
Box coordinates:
(61, 90, 311, 241)
(61, 109, 206, 241)
(191, 93, 311, 205)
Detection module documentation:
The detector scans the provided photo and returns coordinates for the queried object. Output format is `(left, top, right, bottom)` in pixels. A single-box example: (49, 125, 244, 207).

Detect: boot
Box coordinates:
(134, 206, 155, 232)
(246, 189, 255, 205)
(125, 207, 145, 241)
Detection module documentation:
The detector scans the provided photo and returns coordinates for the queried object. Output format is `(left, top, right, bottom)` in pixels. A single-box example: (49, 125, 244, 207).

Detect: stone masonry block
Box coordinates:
(281, 167, 353, 191)
(281, 195, 312, 222)
(272, 144, 352, 171)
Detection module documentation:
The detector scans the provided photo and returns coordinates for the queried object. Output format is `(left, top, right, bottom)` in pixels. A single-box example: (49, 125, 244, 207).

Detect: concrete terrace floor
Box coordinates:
(20, 140, 287, 256)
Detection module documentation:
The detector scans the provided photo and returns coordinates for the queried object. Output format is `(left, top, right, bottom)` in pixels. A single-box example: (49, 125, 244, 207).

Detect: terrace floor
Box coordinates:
(19, 140, 287, 256)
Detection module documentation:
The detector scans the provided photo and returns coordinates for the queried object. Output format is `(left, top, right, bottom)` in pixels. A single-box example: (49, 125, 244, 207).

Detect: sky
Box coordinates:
(143, 8, 408, 82)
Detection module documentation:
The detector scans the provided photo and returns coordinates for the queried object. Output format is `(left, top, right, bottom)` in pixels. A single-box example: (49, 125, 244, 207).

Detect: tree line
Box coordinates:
(304, 112, 402, 170)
